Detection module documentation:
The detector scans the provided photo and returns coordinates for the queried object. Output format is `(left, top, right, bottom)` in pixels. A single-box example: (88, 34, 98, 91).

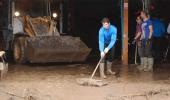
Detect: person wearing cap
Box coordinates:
(98, 17, 117, 78)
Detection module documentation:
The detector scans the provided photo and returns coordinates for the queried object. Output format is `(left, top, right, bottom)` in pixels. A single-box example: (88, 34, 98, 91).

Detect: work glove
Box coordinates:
(104, 48, 109, 54)
(146, 38, 152, 47)
(132, 39, 136, 44)
(100, 52, 105, 58)
(147, 38, 152, 43)
(148, 38, 152, 41)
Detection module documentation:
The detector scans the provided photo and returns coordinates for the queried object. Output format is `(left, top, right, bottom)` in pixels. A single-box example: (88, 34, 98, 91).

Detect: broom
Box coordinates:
(76, 55, 108, 87)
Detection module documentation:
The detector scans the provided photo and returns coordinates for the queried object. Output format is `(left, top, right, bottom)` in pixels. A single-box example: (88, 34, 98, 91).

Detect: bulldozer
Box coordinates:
(0, 0, 91, 63)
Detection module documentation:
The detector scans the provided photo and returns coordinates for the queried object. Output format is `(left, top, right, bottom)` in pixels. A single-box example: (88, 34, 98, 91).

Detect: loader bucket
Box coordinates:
(25, 36, 91, 63)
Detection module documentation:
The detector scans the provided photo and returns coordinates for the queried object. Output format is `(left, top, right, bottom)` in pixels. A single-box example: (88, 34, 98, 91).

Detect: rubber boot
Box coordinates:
(99, 63, 107, 79)
(143, 57, 148, 72)
(137, 57, 144, 71)
(106, 61, 115, 75)
(148, 57, 154, 72)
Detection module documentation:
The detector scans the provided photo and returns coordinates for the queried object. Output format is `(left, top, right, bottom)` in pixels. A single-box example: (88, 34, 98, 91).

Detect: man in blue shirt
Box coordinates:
(152, 16, 165, 63)
(140, 11, 154, 72)
(98, 18, 117, 78)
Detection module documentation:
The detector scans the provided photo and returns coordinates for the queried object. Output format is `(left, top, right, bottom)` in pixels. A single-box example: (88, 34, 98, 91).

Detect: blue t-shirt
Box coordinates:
(141, 19, 153, 40)
(152, 19, 165, 37)
(99, 25, 117, 52)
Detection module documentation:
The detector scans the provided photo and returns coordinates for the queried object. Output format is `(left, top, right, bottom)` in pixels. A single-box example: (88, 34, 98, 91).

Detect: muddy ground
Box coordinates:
(0, 62, 170, 100)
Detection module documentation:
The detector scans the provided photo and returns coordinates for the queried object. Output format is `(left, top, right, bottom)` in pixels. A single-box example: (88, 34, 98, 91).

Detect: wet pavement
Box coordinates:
(116, 64, 170, 82)
(0, 63, 170, 100)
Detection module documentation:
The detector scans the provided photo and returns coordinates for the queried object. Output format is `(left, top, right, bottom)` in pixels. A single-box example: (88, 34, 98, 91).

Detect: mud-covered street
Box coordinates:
(0, 0, 170, 100)
(0, 63, 170, 100)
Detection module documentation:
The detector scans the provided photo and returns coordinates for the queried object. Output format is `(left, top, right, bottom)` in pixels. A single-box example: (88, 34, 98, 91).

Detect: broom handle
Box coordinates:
(135, 44, 138, 64)
(90, 56, 104, 79)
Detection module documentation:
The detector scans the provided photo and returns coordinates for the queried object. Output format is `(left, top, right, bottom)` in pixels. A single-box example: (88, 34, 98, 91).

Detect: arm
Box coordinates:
(134, 32, 142, 40)
(135, 24, 142, 40)
(167, 23, 170, 34)
(99, 30, 105, 52)
(149, 25, 153, 39)
(107, 29, 117, 50)
(140, 31, 144, 40)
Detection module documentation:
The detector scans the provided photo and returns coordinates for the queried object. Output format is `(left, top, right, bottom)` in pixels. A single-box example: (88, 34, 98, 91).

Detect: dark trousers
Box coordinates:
(141, 40, 153, 58)
(137, 41, 143, 57)
(101, 45, 115, 63)
(152, 37, 164, 62)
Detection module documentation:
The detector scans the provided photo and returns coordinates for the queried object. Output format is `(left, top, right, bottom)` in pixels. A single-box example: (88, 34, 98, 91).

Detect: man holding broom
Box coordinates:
(98, 18, 117, 79)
